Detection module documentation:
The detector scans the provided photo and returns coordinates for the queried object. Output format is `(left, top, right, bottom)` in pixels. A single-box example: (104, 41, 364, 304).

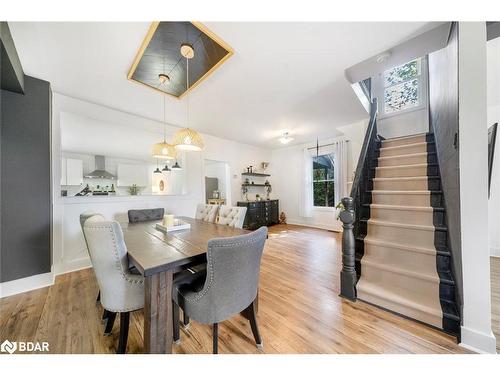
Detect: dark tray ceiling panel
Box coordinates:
(128, 22, 233, 98)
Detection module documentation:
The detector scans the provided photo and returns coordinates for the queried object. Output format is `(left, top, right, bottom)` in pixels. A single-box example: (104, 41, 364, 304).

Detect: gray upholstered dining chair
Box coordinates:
(172, 226, 268, 354)
(127, 208, 164, 223)
(83, 214, 144, 354)
(80, 212, 104, 305)
(195, 203, 219, 223)
(217, 205, 247, 229)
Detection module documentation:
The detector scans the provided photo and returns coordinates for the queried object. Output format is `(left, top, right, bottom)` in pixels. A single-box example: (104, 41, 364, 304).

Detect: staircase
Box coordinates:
(354, 133, 460, 335)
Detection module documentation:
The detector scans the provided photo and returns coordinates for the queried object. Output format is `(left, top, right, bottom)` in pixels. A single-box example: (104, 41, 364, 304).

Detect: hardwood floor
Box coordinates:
(491, 256, 500, 352)
(0, 224, 469, 354)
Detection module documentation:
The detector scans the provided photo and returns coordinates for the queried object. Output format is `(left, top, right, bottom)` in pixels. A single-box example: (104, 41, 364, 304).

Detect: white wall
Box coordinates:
(52, 93, 271, 275)
(487, 37, 500, 257)
(458, 22, 496, 354)
(271, 119, 368, 231)
(377, 108, 429, 139)
(373, 56, 430, 139)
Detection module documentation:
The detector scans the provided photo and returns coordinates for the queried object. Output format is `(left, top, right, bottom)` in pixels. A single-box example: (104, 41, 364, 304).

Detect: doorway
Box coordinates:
(204, 159, 231, 206)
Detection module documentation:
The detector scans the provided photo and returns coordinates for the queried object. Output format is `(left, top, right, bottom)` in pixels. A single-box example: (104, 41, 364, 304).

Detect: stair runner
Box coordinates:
(356, 133, 460, 335)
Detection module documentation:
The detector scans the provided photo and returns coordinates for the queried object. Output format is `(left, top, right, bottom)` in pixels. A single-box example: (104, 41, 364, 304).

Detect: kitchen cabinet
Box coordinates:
(61, 157, 83, 186)
(237, 199, 279, 230)
(117, 163, 148, 187)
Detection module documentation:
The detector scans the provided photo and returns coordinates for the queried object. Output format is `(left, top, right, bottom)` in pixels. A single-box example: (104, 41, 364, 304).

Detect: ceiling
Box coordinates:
(130, 22, 232, 98)
(9, 22, 439, 149)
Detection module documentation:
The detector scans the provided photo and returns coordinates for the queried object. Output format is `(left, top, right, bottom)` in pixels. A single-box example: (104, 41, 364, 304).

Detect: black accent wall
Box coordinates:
(428, 23, 463, 316)
(1, 75, 52, 282)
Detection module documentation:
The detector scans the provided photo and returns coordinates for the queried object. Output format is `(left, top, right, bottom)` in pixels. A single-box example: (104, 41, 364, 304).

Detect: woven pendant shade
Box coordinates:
(152, 141, 177, 159)
(172, 128, 204, 151)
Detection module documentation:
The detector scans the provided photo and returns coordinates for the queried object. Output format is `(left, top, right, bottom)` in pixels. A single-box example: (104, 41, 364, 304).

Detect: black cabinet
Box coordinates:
(237, 200, 279, 230)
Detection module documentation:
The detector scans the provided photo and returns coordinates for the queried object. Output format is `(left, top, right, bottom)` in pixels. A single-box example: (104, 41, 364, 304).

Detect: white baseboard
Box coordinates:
(0, 272, 55, 298)
(490, 246, 500, 257)
(53, 257, 92, 276)
(460, 326, 497, 353)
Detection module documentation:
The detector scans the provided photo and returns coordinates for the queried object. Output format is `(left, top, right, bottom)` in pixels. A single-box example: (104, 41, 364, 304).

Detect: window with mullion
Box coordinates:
(383, 58, 421, 114)
(312, 153, 335, 207)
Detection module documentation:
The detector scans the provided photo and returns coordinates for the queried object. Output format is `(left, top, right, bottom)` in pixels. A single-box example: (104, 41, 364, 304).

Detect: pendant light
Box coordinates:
(172, 43, 205, 151)
(171, 160, 182, 170)
(162, 164, 171, 172)
(153, 159, 161, 174)
(153, 73, 177, 159)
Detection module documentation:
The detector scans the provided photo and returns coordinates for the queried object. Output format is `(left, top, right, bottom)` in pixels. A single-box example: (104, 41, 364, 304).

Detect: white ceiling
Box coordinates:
(9, 22, 439, 149)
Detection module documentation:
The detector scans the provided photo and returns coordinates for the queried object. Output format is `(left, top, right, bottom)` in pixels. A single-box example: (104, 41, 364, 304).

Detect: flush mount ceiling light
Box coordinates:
(279, 131, 294, 144)
(376, 51, 392, 63)
(173, 43, 205, 151)
(158, 73, 170, 85)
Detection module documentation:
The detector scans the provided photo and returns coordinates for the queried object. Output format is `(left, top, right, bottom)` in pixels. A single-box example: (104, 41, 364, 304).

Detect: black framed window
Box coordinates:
(312, 154, 335, 207)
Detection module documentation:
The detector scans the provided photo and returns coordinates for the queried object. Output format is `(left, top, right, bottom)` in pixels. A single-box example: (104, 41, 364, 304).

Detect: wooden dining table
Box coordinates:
(121, 216, 250, 354)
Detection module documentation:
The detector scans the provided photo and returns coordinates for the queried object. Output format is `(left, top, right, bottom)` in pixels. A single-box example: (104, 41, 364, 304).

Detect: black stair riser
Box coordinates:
(435, 230, 448, 247)
(430, 192, 443, 206)
(428, 133, 461, 338)
(433, 210, 445, 226)
(443, 319, 461, 337)
(427, 153, 438, 164)
(437, 254, 452, 272)
(428, 178, 441, 191)
(360, 205, 370, 219)
(440, 282, 456, 302)
(427, 164, 439, 176)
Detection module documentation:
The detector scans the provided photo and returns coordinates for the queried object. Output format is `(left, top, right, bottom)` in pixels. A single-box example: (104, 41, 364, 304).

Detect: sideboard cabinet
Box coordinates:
(237, 199, 279, 230)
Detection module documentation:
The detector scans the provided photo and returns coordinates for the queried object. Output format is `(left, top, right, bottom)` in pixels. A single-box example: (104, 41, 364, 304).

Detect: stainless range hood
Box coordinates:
(84, 155, 115, 180)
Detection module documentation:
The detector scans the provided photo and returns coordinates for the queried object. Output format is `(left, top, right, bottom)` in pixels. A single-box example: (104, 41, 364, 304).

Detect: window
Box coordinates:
(383, 58, 421, 114)
(312, 153, 335, 207)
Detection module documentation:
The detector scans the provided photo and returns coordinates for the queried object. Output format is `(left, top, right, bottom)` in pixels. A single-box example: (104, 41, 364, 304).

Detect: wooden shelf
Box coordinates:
(242, 184, 270, 187)
(241, 172, 271, 177)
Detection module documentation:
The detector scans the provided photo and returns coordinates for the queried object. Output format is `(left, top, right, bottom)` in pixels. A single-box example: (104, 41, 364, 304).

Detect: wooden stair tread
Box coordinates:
(356, 280, 443, 318)
(373, 176, 439, 181)
(370, 190, 437, 194)
(356, 237, 451, 257)
(380, 141, 433, 151)
(363, 203, 444, 212)
(374, 163, 436, 170)
(361, 257, 440, 283)
(381, 133, 428, 143)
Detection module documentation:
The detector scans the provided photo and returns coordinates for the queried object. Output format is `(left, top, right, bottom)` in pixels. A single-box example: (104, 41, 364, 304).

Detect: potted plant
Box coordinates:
(128, 184, 141, 196)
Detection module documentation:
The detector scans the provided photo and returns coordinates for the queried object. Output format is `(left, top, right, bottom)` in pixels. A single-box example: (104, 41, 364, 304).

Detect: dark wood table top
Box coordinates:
(122, 216, 249, 277)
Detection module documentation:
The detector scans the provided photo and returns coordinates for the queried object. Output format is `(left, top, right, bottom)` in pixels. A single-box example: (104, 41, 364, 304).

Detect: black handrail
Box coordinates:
(350, 98, 378, 200)
(339, 97, 378, 301)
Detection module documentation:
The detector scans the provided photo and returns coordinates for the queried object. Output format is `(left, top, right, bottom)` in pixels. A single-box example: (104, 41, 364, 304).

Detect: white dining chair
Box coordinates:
(195, 204, 219, 223)
(217, 205, 247, 229)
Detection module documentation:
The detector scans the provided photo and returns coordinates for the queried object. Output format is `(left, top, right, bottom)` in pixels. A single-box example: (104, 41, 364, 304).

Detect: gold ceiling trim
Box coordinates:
(127, 21, 234, 100)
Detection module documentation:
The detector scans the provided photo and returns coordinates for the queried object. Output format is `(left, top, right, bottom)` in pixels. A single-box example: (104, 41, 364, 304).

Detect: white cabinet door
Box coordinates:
(117, 164, 148, 187)
(61, 157, 68, 185)
(65, 158, 83, 186)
